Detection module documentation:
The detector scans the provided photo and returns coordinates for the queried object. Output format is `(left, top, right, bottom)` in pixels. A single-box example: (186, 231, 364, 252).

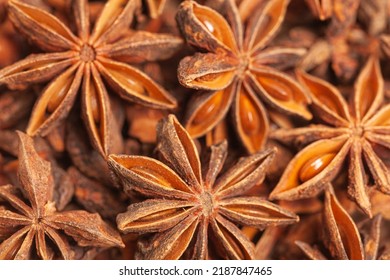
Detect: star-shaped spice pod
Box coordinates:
(108, 114, 298, 260)
(0, 0, 181, 156)
(176, 0, 311, 153)
(0, 132, 124, 259)
(270, 56, 390, 216)
(296, 190, 388, 260)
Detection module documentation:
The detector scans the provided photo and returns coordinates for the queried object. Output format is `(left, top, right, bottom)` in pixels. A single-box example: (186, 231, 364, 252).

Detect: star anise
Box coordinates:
(108, 114, 298, 260)
(270, 56, 390, 216)
(176, 0, 311, 153)
(0, 0, 181, 156)
(296, 190, 388, 260)
(0, 132, 124, 259)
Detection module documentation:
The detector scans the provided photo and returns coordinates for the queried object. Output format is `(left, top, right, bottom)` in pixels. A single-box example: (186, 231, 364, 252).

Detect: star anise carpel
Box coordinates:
(176, 0, 311, 154)
(270, 56, 390, 216)
(0, 131, 124, 260)
(296, 190, 387, 260)
(108, 114, 298, 260)
(0, 0, 182, 157)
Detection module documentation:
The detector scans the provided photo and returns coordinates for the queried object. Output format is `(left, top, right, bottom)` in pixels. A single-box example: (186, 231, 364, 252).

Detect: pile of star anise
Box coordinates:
(1, 0, 390, 260)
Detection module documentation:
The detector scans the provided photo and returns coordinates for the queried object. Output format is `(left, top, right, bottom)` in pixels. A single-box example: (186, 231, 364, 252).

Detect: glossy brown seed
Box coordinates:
(192, 92, 223, 125)
(257, 76, 293, 102)
(299, 153, 336, 183)
(239, 92, 261, 136)
(89, 86, 100, 124)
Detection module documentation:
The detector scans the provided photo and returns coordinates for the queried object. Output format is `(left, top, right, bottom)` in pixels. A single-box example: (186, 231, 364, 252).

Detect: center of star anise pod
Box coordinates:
(237, 53, 250, 77)
(80, 44, 96, 62)
(352, 125, 364, 137)
(32, 217, 42, 225)
(199, 191, 214, 216)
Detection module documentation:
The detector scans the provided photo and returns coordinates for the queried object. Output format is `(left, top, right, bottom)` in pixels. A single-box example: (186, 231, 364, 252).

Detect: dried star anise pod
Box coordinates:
(0, 0, 181, 157)
(270, 56, 390, 216)
(108, 114, 298, 260)
(0, 128, 75, 211)
(0, 132, 124, 259)
(176, 0, 311, 153)
(296, 190, 387, 260)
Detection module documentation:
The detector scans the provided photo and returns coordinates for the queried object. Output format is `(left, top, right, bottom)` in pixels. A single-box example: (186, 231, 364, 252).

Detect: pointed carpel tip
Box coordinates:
(301, 109, 313, 121)
(269, 145, 278, 154)
(116, 238, 125, 248)
(15, 130, 33, 148)
(268, 191, 278, 201)
(167, 113, 177, 122)
(214, 139, 228, 149)
(107, 154, 122, 165)
(116, 217, 129, 234)
(168, 99, 178, 110)
(164, 114, 179, 129)
(268, 185, 291, 201)
(360, 205, 373, 219)
(15, 130, 25, 138)
(263, 147, 277, 163)
(361, 55, 380, 77)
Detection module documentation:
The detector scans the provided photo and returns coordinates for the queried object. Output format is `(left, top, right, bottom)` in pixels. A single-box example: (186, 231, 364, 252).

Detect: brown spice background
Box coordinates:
(0, 0, 390, 260)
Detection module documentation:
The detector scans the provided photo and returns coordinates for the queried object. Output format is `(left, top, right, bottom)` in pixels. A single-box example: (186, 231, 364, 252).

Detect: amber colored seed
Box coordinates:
(192, 92, 222, 125)
(132, 167, 173, 188)
(47, 84, 71, 113)
(239, 92, 261, 135)
(258, 76, 293, 102)
(110, 68, 146, 96)
(90, 88, 100, 124)
(298, 153, 336, 182)
(196, 13, 222, 41)
(194, 73, 220, 83)
(125, 78, 146, 96)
